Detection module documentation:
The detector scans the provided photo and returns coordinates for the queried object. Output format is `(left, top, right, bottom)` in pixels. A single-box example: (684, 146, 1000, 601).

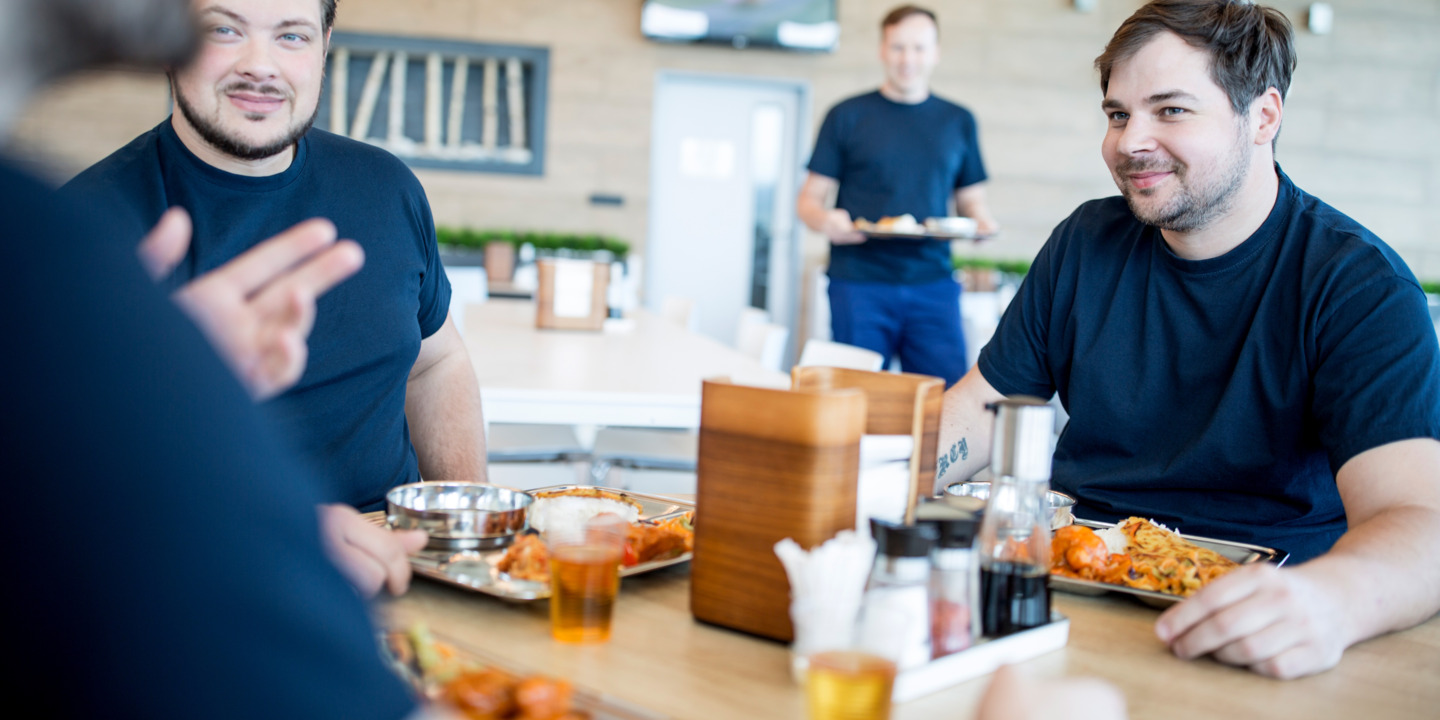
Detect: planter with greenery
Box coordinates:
(952, 256, 1031, 292)
(436, 227, 630, 261)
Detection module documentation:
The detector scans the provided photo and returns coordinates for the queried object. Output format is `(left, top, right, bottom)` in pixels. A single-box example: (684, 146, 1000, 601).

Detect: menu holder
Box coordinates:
(690, 379, 867, 642)
(535, 258, 609, 331)
(790, 367, 944, 524)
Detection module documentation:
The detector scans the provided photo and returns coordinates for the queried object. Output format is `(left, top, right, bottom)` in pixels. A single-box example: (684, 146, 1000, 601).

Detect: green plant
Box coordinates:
(1420, 280, 1440, 295)
(952, 256, 1031, 277)
(435, 227, 630, 260)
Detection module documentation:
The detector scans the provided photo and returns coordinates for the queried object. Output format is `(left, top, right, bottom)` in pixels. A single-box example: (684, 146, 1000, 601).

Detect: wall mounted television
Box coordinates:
(641, 0, 839, 52)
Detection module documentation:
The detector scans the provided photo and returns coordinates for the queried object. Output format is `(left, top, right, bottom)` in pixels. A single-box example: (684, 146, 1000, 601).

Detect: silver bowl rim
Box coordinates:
(385, 481, 534, 520)
(942, 480, 1077, 509)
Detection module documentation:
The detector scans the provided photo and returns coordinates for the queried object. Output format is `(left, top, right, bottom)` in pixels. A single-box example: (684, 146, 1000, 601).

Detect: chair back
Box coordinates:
(660, 296, 698, 332)
(790, 366, 943, 522)
(691, 379, 866, 642)
(738, 321, 789, 373)
(734, 306, 771, 348)
(442, 265, 488, 336)
(797, 339, 884, 371)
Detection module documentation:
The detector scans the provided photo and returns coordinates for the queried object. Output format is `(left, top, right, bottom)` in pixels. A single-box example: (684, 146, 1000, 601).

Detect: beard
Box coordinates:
(1117, 126, 1251, 233)
(173, 80, 318, 162)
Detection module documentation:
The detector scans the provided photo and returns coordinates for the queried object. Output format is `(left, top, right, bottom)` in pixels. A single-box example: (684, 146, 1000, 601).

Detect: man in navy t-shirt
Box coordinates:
(936, 0, 1440, 679)
(63, 0, 488, 513)
(797, 4, 998, 386)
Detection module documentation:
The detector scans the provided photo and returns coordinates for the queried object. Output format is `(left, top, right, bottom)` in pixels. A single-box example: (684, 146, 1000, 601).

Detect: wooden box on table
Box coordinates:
(690, 379, 867, 642)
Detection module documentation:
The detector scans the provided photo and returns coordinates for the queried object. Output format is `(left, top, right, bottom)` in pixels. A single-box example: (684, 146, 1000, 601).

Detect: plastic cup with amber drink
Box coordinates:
(804, 606, 909, 720)
(545, 514, 628, 643)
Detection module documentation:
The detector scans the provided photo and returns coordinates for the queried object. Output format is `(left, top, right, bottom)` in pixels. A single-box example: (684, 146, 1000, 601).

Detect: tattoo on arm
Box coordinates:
(937, 438, 970, 480)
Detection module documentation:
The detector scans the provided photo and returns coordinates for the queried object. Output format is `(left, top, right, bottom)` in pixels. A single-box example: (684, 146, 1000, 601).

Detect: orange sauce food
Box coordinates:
(1050, 518, 1238, 597)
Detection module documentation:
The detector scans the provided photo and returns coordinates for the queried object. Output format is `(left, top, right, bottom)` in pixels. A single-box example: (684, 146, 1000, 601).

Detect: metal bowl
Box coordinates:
(942, 481, 1077, 528)
(386, 482, 533, 550)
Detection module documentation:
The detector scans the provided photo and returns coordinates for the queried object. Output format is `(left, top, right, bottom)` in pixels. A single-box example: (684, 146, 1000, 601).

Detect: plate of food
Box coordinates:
(1049, 517, 1287, 607)
(383, 623, 663, 719)
(854, 214, 983, 241)
(391, 485, 695, 601)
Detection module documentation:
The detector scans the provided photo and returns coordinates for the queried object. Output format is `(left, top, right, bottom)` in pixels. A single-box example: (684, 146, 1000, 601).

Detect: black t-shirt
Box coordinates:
(807, 91, 988, 284)
(63, 120, 452, 510)
(1, 159, 414, 718)
(978, 168, 1440, 563)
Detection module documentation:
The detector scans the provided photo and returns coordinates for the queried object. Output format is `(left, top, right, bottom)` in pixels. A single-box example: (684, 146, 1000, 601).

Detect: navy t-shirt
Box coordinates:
(3, 159, 414, 718)
(978, 168, 1440, 563)
(63, 120, 452, 510)
(807, 91, 988, 284)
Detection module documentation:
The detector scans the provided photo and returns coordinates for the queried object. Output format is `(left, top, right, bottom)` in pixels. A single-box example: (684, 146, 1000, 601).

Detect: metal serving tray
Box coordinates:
(382, 627, 666, 719)
(859, 229, 977, 242)
(1049, 519, 1288, 608)
(394, 485, 694, 601)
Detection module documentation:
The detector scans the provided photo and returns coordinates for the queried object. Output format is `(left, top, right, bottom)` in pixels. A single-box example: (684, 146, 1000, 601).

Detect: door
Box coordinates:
(647, 73, 806, 358)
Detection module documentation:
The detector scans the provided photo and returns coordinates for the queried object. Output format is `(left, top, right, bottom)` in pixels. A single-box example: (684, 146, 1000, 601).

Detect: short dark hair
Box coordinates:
(1095, 0, 1296, 115)
(881, 5, 937, 34)
(321, 0, 337, 32)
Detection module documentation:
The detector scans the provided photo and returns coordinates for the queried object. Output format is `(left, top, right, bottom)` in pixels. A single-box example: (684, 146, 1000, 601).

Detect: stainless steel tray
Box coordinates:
(382, 485, 694, 601)
(1049, 519, 1288, 608)
(382, 627, 667, 719)
(859, 229, 977, 241)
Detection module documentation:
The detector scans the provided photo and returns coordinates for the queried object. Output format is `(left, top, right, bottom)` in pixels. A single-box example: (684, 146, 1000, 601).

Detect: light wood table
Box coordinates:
(386, 554, 1440, 719)
(464, 299, 789, 428)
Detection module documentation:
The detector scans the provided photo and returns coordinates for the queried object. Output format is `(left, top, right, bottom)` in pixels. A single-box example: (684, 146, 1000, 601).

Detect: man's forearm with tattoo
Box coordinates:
(937, 437, 969, 481)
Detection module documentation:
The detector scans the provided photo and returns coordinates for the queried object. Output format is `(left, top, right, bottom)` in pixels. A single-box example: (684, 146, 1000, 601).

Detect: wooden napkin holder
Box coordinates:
(790, 367, 944, 523)
(690, 379, 868, 643)
(535, 258, 609, 331)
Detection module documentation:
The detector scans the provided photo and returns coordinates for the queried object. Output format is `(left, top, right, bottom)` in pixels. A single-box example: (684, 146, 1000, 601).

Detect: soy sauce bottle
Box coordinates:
(977, 397, 1055, 637)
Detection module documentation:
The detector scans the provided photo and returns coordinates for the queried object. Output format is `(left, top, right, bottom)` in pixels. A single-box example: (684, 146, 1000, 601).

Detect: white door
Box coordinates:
(647, 73, 805, 358)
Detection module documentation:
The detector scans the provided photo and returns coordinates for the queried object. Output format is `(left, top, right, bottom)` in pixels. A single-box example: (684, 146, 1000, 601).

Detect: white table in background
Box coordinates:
(464, 299, 788, 429)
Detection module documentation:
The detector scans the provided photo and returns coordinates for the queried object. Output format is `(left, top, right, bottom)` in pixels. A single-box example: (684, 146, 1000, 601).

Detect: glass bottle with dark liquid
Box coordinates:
(976, 397, 1055, 637)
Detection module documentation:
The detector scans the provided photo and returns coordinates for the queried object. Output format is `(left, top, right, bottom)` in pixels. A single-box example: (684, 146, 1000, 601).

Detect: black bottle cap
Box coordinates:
(930, 518, 980, 549)
(870, 518, 936, 558)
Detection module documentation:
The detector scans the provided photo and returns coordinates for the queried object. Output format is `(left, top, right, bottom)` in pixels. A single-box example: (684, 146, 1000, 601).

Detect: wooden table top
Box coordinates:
(384, 561, 1440, 720)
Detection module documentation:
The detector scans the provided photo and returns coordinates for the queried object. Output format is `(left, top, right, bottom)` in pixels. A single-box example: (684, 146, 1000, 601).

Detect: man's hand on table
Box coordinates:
(975, 665, 1127, 720)
(1155, 563, 1347, 679)
(138, 207, 365, 400)
(318, 503, 428, 598)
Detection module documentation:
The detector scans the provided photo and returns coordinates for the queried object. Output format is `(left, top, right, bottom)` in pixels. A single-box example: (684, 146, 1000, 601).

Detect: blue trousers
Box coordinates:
(828, 276, 966, 387)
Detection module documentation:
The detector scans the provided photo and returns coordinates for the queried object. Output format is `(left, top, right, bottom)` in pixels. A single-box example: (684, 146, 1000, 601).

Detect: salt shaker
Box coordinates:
(977, 397, 1055, 637)
(857, 518, 935, 669)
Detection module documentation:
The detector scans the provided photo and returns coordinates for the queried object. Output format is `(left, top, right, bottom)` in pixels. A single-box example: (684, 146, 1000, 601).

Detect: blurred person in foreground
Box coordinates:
(936, 0, 1440, 679)
(63, 0, 488, 514)
(797, 4, 999, 387)
(1, 0, 430, 716)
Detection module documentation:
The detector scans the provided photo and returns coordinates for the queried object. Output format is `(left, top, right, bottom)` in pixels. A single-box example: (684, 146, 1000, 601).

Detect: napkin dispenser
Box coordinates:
(690, 379, 867, 642)
(790, 367, 944, 521)
(535, 258, 609, 331)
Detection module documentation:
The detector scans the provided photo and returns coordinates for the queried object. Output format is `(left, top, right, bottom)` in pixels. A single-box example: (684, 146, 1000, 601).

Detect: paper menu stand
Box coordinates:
(535, 258, 609, 331)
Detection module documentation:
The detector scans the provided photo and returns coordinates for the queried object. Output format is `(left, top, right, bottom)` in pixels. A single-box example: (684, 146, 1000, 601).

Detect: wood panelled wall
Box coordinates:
(13, 0, 1440, 281)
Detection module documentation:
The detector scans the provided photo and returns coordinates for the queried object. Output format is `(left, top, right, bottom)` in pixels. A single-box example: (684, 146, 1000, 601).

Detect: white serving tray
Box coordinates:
(892, 613, 1069, 703)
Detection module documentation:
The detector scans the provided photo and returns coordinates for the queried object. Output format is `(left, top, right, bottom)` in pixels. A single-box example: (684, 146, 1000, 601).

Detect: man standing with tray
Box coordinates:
(936, 0, 1440, 680)
(797, 4, 999, 387)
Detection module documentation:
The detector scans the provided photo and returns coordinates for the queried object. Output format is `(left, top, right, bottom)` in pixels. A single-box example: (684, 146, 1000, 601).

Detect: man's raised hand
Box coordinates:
(138, 207, 364, 400)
